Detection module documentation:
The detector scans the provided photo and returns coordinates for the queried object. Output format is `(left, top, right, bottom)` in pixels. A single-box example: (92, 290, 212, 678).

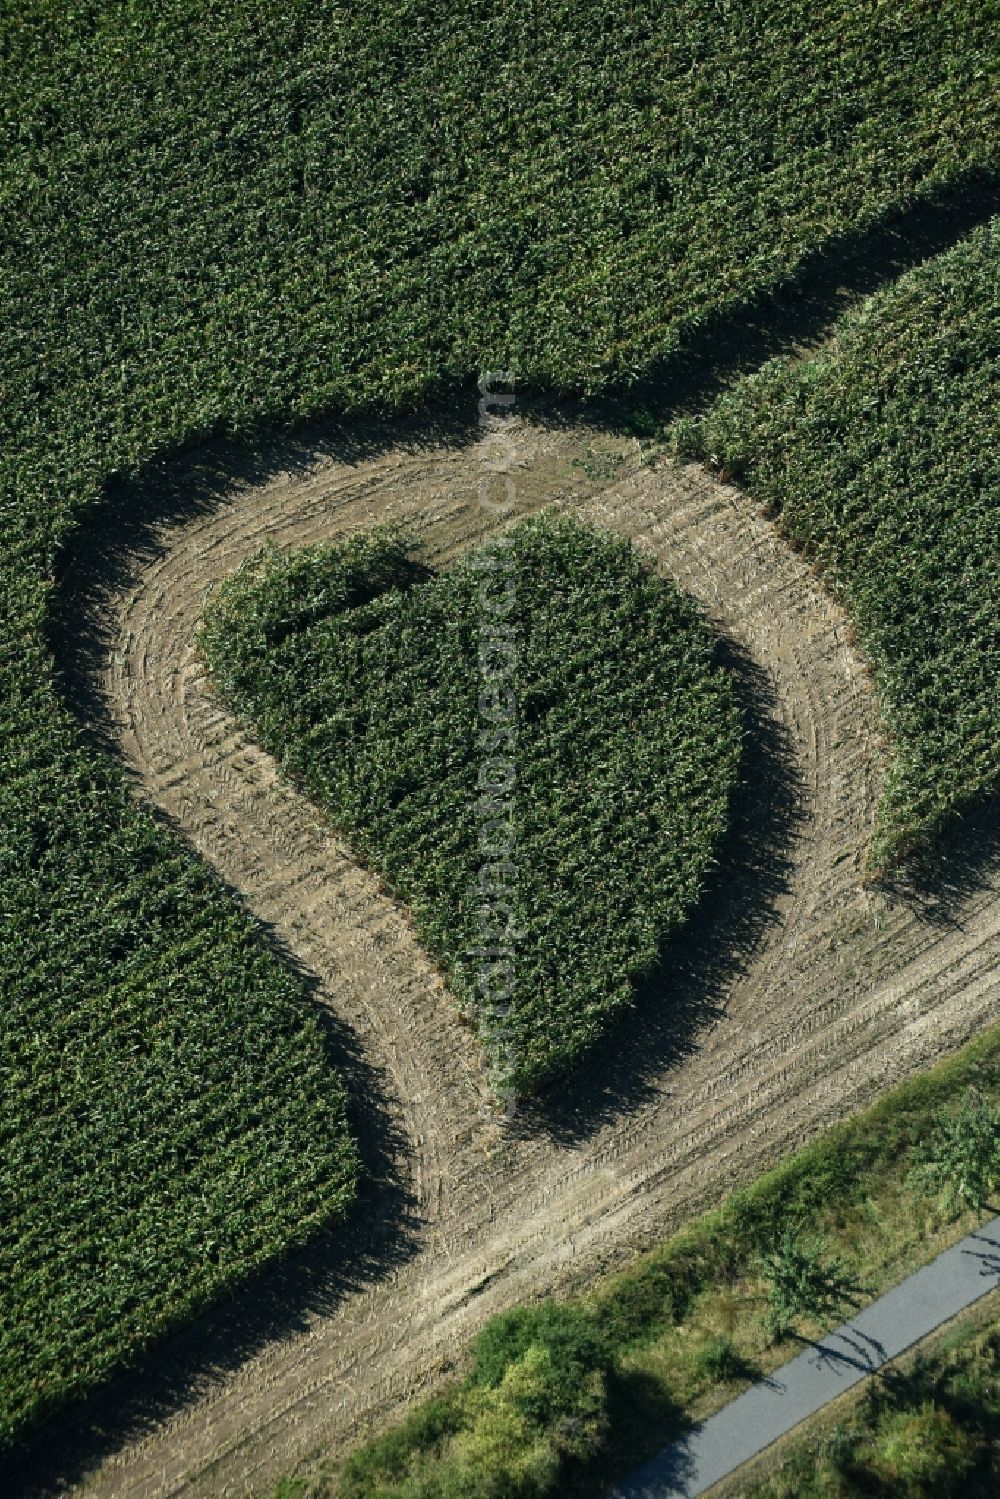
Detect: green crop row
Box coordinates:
(0, 745, 359, 1447)
(199, 516, 742, 1094)
(674, 217, 1000, 866)
(3, 0, 998, 1450)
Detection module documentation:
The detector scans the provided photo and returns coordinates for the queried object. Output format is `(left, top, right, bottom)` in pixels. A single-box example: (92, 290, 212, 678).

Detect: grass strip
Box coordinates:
(314, 1024, 1000, 1497)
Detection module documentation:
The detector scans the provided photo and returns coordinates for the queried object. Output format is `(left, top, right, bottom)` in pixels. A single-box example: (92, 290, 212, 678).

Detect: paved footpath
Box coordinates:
(609, 1215, 1000, 1498)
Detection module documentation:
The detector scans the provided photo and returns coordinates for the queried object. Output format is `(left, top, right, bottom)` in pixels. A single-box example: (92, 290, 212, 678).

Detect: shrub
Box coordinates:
(873, 1402, 981, 1494)
(758, 1229, 861, 1340)
(469, 1302, 612, 1408)
(909, 1091, 1000, 1216)
(340, 1313, 609, 1499)
(692, 1334, 750, 1384)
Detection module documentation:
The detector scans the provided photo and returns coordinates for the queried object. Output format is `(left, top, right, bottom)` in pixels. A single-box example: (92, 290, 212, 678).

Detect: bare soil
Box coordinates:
(48, 412, 1000, 1497)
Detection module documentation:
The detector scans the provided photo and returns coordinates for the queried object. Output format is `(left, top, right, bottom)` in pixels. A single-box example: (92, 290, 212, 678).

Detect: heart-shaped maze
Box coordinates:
(200, 514, 742, 1096)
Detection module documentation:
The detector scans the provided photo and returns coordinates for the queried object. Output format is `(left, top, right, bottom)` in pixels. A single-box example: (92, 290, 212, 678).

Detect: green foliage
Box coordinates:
(745, 1323, 1000, 1497)
(337, 1399, 467, 1498)
(0, 751, 358, 1448)
(339, 1314, 609, 1499)
(272, 1481, 310, 1499)
(459, 1344, 607, 1482)
(691, 1334, 752, 1384)
(591, 1255, 698, 1350)
(3, 0, 999, 1451)
(910, 1091, 1000, 1216)
(202, 529, 425, 673)
(758, 1229, 861, 1340)
(621, 407, 661, 439)
(469, 1303, 612, 1406)
(875, 1402, 981, 1492)
(682, 218, 1000, 865)
(200, 516, 742, 1093)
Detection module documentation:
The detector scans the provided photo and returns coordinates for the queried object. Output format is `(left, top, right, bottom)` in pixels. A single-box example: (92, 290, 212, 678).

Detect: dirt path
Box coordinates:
(56, 416, 1000, 1496)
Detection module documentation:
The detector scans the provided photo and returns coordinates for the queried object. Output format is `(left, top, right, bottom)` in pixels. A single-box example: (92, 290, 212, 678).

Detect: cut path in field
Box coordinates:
(44, 414, 1000, 1498)
(610, 1215, 1000, 1498)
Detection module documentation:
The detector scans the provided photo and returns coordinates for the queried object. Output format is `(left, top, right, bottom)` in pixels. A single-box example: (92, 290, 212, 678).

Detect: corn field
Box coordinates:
(2, 0, 997, 1451)
(678, 218, 1000, 867)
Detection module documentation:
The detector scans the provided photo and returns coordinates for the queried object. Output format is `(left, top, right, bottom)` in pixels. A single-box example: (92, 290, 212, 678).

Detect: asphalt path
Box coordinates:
(610, 1215, 1000, 1498)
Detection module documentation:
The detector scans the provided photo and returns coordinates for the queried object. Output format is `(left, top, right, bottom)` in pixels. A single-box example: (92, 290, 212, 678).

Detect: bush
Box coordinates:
(873, 1402, 981, 1494)
(758, 1229, 861, 1340)
(909, 1091, 1000, 1216)
(340, 1308, 609, 1499)
(470, 1302, 612, 1408)
(692, 1335, 750, 1384)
